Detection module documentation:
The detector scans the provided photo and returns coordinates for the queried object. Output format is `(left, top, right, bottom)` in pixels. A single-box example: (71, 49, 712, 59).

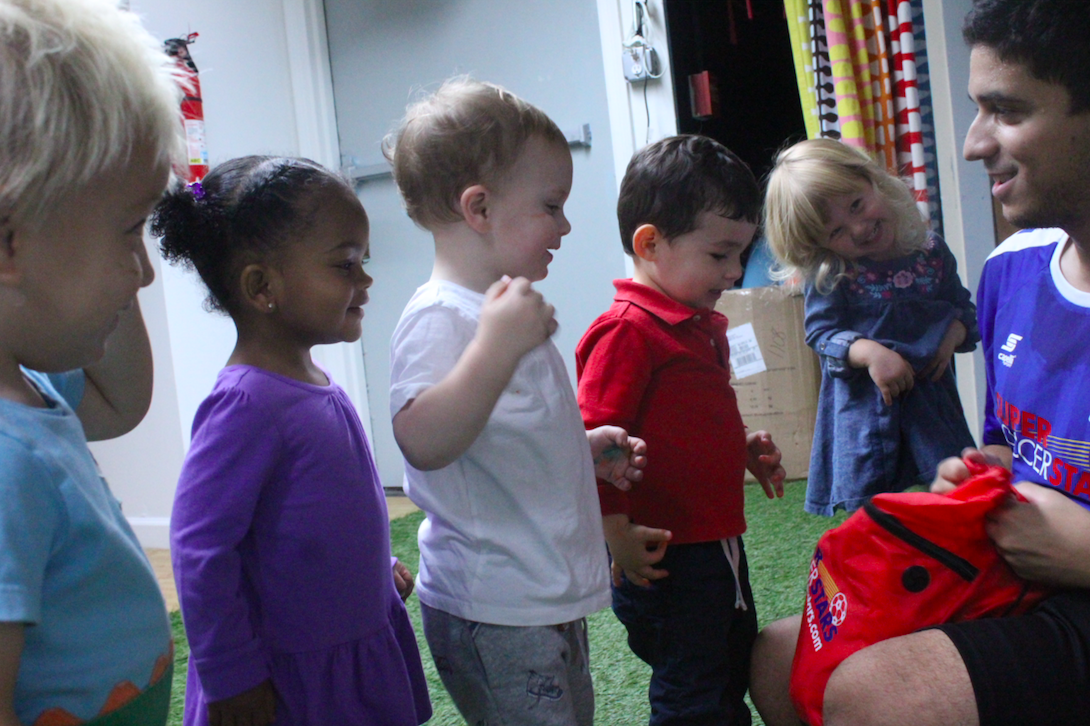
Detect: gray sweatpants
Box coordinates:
(421, 602, 594, 725)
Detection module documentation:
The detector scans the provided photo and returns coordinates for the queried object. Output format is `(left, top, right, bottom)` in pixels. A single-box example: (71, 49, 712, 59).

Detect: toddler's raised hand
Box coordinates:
(918, 319, 967, 382)
(853, 339, 914, 406)
(746, 430, 786, 498)
(587, 426, 647, 491)
(478, 276, 557, 361)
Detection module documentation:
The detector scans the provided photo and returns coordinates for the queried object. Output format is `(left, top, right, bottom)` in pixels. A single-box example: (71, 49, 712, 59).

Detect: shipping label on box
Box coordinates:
(715, 286, 821, 482)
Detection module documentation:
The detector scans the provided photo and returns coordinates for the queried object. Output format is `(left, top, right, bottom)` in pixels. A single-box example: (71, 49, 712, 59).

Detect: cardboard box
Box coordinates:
(714, 286, 821, 482)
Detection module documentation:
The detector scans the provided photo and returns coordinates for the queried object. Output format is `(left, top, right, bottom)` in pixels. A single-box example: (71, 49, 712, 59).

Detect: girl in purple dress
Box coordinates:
(152, 157, 431, 726)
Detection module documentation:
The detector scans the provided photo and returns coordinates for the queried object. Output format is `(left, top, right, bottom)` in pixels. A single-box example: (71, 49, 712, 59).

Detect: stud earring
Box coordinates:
(267, 302, 276, 311)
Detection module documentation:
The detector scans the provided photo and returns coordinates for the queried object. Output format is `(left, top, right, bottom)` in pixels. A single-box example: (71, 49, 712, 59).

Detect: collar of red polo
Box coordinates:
(612, 278, 718, 326)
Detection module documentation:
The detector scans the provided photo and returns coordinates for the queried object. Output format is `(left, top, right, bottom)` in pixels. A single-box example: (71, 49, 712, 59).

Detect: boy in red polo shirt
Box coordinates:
(576, 135, 786, 726)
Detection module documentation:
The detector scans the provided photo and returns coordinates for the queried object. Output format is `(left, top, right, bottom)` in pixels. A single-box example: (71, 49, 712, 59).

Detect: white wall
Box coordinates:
(921, 0, 995, 441)
(324, 0, 631, 492)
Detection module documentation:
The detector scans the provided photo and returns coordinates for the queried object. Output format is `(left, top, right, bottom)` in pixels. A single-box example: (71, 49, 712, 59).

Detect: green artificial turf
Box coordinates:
(167, 479, 846, 725)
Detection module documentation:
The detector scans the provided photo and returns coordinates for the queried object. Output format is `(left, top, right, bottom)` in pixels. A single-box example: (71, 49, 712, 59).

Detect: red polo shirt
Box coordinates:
(576, 279, 748, 543)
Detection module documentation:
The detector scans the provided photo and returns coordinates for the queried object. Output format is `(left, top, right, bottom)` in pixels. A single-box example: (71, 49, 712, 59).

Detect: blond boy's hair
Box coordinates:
(0, 0, 183, 229)
(764, 138, 928, 294)
(383, 77, 566, 229)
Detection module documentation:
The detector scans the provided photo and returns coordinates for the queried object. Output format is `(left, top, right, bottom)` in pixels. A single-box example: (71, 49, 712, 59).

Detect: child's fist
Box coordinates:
(479, 276, 557, 359)
(746, 430, 786, 499)
(393, 560, 415, 602)
(588, 426, 647, 491)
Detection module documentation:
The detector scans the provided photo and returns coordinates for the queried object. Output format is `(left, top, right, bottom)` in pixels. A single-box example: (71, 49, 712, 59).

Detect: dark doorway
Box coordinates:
(664, 0, 807, 183)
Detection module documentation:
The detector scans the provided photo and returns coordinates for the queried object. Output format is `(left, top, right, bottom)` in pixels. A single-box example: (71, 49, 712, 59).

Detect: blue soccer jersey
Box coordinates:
(978, 228, 1090, 508)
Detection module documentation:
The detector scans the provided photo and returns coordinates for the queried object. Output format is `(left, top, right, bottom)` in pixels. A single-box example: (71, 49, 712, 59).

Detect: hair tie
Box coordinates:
(187, 180, 206, 200)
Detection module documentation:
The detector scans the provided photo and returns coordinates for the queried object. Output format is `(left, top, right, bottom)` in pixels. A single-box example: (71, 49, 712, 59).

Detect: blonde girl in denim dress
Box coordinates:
(764, 139, 978, 515)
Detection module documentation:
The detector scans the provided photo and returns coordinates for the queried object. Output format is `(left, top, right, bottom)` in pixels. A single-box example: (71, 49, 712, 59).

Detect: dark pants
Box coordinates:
(612, 539, 757, 726)
(935, 589, 1090, 726)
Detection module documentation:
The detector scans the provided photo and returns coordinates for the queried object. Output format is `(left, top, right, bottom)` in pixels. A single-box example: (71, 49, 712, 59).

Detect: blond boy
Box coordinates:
(0, 1, 183, 723)
(385, 78, 645, 725)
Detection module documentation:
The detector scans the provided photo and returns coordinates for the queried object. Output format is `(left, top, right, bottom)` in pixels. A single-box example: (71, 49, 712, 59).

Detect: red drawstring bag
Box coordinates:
(789, 459, 1051, 726)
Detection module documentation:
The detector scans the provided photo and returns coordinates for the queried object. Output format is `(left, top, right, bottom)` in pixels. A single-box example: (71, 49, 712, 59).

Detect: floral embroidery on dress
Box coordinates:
(844, 237, 944, 300)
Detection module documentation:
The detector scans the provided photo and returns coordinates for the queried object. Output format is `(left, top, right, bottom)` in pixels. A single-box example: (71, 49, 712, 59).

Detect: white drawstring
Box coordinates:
(721, 537, 747, 611)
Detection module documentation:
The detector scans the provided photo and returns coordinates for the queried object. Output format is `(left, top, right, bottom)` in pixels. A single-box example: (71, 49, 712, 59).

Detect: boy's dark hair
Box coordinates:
(963, 0, 1090, 113)
(151, 156, 358, 314)
(617, 135, 760, 254)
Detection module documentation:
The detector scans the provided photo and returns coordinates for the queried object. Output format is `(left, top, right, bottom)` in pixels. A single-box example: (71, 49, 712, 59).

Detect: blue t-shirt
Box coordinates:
(0, 370, 171, 724)
(978, 229, 1090, 509)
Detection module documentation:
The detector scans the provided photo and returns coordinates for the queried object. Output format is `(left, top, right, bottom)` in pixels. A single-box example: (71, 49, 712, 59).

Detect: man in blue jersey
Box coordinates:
(749, 1, 1090, 725)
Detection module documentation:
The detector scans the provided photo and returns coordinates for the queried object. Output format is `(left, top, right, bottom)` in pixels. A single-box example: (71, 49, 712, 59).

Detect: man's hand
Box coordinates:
(931, 446, 1011, 494)
(987, 482, 1090, 588)
(746, 430, 786, 499)
(393, 560, 415, 602)
(207, 679, 277, 726)
(602, 513, 671, 587)
(588, 426, 647, 491)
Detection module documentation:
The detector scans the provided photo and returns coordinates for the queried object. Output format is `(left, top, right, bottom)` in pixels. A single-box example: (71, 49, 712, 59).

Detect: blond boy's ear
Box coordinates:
(631, 224, 666, 263)
(458, 184, 491, 234)
(238, 263, 280, 315)
(0, 219, 22, 288)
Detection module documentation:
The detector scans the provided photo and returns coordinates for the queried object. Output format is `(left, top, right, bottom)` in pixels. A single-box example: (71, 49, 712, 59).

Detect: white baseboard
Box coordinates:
(128, 516, 171, 549)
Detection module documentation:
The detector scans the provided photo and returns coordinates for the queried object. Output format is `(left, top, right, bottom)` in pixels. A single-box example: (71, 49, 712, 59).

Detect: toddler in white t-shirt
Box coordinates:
(384, 78, 646, 726)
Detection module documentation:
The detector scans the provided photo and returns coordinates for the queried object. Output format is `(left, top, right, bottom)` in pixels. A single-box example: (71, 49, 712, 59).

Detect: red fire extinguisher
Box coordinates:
(164, 33, 209, 182)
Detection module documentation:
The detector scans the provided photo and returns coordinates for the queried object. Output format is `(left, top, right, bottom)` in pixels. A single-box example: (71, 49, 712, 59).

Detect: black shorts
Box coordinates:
(933, 590, 1090, 726)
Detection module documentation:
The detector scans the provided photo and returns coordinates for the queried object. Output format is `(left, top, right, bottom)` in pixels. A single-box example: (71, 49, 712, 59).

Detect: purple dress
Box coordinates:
(171, 366, 431, 725)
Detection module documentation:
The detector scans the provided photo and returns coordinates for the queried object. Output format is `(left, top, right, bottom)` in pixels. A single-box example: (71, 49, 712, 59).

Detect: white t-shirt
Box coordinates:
(390, 280, 611, 626)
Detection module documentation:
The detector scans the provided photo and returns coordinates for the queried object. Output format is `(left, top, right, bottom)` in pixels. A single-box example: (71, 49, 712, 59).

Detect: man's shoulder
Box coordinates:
(981, 228, 1063, 287)
(986, 228, 1064, 264)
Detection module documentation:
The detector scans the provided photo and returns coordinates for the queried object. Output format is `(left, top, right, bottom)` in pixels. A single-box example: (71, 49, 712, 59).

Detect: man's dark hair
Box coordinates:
(963, 0, 1090, 113)
(617, 135, 760, 254)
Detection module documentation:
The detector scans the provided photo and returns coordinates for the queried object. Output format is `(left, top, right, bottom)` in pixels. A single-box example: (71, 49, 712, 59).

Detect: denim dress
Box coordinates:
(804, 234, 979, 515)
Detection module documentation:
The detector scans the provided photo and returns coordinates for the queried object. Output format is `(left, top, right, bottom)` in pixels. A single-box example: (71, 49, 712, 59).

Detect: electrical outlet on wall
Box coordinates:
(623, 45, 659, 83)
(623, 46, 648, 81)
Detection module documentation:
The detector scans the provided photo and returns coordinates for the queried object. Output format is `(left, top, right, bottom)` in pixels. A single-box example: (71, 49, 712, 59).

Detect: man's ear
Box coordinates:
(238, 263, 279, 314)
(631, 224, 666, 263)
(459, 184, 491, 234)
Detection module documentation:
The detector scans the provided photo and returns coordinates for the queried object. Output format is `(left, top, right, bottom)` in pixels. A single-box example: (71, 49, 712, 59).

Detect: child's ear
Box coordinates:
(0, 219, 24, 288)
(631, 224, 666, 262)
(459, 184, 491, 233)
(238, 263, 280, 314)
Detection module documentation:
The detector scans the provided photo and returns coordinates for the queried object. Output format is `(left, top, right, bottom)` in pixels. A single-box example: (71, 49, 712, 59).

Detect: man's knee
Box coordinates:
(822, 631, 978, 726)
(822, 648, 890, 726)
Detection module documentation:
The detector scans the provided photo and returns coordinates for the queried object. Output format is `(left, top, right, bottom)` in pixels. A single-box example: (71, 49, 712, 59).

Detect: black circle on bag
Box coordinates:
(902, 565, 931, 593)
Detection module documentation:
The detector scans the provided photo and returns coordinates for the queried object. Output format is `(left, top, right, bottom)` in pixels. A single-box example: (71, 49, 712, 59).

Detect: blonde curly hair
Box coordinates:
(0, 0, 183, 229)
(764, 138, 928, 293)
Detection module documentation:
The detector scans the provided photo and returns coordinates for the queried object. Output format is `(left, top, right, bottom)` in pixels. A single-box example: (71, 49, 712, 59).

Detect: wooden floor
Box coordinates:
(148, 495, 420, 613)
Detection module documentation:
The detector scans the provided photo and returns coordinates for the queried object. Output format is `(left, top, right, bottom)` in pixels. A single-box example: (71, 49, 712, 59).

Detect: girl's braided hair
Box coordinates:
(152, 156, 354, 313)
